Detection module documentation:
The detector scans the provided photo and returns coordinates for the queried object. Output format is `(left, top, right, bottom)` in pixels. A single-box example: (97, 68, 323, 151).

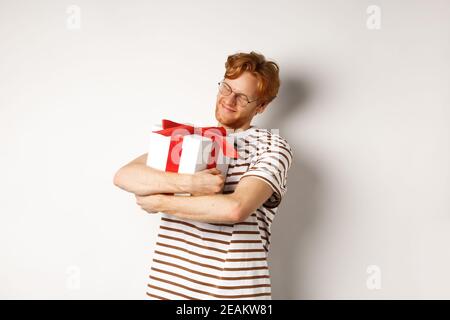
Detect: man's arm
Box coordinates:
(113, 153, 193, 196)
(113, 153, 224, 196)
(135, 176, 274, 224)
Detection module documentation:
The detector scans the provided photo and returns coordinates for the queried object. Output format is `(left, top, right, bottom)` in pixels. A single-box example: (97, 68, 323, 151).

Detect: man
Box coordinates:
(114, 51, 293, 300)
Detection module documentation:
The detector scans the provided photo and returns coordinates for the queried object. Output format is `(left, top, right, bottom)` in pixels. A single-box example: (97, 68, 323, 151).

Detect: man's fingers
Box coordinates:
(206, 168, 221, 175)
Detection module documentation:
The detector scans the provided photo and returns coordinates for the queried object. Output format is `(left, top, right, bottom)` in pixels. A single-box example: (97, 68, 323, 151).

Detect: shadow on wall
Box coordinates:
(259, 74, 324, 299)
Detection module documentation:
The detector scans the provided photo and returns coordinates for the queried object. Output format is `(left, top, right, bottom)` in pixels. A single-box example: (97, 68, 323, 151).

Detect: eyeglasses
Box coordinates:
(218, 80, 259, 107)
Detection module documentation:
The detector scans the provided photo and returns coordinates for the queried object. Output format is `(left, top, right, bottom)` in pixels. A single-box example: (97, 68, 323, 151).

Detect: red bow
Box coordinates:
(153, 119, 238, 173)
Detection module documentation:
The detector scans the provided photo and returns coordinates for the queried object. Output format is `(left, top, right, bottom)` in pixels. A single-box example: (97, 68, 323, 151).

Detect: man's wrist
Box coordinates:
(179, 174, 195, 194)
(155, 194, 168, 212)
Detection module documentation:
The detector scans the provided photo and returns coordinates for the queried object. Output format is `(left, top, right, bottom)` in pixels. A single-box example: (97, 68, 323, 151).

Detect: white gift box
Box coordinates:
(213, 135, 233, 183)
(146, 124, 233, 195)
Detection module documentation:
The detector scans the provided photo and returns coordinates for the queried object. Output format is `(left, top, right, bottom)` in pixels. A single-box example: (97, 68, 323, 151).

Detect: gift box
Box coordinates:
(146, 119, 238, 195)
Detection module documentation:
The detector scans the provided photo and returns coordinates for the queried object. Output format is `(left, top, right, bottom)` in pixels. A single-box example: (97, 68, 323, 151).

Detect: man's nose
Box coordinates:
(223, 92, 238, 105)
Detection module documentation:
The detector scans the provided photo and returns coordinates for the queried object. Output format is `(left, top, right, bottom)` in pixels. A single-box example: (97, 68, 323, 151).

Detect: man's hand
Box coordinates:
(135, 194, 162, 214)
(191, 168, 225, 196)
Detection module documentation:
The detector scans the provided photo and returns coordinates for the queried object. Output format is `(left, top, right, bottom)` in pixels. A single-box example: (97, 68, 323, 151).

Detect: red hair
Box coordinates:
(224, 51, 280, 105)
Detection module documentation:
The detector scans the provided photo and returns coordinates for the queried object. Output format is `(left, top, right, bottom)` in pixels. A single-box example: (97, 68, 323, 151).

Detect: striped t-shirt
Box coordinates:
(146, 126, 294, 300)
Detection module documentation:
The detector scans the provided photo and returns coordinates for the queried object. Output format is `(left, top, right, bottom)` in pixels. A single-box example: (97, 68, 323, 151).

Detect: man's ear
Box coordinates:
(256, 102, 268, 115)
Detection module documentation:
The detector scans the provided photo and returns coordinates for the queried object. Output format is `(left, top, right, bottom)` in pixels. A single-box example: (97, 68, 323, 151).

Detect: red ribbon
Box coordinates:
(153, 119, 238, 173)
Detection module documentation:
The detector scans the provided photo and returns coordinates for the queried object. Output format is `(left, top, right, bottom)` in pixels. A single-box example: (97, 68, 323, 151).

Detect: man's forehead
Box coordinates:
(225, 77, 258, 96)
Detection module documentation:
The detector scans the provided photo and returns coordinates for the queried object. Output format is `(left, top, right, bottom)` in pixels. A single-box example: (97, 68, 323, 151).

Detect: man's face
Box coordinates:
(215, 71, 266, 129)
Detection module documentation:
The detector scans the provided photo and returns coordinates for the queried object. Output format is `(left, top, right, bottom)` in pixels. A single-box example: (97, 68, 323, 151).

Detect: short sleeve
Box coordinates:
(241, 136, 293, 208)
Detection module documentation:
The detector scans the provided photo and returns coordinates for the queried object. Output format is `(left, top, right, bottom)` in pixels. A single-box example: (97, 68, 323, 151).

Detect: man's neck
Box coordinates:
(217, 122, 252, 133)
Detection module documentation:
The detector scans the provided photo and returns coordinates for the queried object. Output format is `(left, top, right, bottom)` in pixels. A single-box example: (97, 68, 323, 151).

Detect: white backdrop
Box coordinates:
(1, 0, 449, 299)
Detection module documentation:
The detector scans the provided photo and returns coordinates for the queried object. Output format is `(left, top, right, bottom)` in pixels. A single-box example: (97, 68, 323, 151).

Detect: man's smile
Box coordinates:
(221, 102, 237, 113)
